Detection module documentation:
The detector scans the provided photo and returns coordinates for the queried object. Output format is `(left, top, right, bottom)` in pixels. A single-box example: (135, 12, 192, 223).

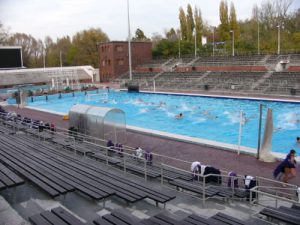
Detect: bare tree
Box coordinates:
(0, 21, 9, 45)
(276, 0, 293, 20)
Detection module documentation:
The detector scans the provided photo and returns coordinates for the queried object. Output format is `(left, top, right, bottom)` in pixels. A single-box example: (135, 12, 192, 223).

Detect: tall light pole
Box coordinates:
(277, 23, 284, 55)
(257, 16, 260, 55)
(230, 30, 235, 56)
(127, 0, 132, 80)
(43, 48, 46, 68)
(212, 27, 215, 57)
(59, 50, 62, 68)
(178, 31, 181, 59)
(194, 29, 197, 58)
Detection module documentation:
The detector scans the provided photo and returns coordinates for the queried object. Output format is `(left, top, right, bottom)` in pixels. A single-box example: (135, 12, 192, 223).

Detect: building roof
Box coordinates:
(0, 46, 22, 49)
(97, 41, 151, 46)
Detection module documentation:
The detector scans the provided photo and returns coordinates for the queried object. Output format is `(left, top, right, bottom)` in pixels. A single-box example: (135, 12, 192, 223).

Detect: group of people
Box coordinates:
(0, 106, 56, 132)
(133, 146, 153, 165)
(106, 140, 153, 164)
(106, 140, 124, 157)
(191, 148, 298, 188)
(191, 161, 258, 201)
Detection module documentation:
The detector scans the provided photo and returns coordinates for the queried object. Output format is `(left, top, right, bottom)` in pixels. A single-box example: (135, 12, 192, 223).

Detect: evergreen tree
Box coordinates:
(194, 6, 203, 47)
(186, 4, 195, 41)
(132, 28, 150, 41)
(219, 0, 230, 41)
(165, 28, 178, 41)
(229, 2, 240, 40)
(179, 7, 188, 40)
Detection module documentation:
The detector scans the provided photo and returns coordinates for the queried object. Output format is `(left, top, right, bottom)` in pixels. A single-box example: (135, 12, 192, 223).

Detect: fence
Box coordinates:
(0, 112, 299, 210)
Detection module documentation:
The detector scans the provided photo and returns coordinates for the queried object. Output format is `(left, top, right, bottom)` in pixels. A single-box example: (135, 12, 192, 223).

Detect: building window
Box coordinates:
(102, 60, 106, 66)
(108, 60, 111, 66)
(117, 58, 124, 65)
(116, 45, 123, 52)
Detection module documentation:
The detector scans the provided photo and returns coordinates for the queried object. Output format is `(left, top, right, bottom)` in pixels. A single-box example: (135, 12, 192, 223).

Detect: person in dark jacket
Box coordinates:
(273, 149, 297, 183)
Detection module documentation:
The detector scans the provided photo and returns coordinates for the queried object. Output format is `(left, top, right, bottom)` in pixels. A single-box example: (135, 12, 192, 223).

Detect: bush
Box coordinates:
(27, 90, 33, 97)
(65, 86, 70, 91)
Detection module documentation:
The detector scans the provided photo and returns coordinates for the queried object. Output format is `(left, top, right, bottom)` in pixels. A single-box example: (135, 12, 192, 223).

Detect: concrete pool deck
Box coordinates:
(4, 104, 300, 187)
(134, 89, 300, 103)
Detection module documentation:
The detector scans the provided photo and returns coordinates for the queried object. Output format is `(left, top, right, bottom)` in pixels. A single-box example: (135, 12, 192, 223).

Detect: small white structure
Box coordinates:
(69, 104, 126, 144)
(259, 108, 276, 162)
(0, 66, 95, 89)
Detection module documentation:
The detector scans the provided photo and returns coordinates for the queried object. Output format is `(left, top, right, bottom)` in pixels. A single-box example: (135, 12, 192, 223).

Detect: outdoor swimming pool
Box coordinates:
(11, 90, 300, 154)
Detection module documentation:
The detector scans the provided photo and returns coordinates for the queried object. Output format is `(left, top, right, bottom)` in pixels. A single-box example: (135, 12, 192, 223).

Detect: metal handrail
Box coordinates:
(0, 111, 299, 206)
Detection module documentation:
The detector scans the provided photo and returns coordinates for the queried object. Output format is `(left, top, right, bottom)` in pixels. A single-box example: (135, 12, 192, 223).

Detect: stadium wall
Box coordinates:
(175, 66, 267, 72)
(135, 67, 163, 73)
(288, 66, 300, 72)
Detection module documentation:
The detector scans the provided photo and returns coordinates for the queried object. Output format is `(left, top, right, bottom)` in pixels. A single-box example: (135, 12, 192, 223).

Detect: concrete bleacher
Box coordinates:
(0, 114, 299, 225)
(193, 54, 267, 66)
(119, 61, 300, 96)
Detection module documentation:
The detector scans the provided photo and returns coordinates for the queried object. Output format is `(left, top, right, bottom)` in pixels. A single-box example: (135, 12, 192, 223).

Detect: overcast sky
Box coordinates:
(1, 0, 299, 41)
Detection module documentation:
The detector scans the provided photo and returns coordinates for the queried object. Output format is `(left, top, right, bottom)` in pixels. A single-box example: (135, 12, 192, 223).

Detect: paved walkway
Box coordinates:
(4, 105, 300, 187)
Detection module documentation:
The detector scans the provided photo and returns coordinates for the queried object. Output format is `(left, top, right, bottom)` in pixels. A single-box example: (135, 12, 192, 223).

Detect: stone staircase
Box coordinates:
(250, 71, 273, 91)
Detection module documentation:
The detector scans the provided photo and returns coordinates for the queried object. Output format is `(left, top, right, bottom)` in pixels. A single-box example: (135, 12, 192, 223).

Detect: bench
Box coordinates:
(0, 135, 114, 200)
(116, 161, 161, 179)
(278, 206, 300, 217)
(161, 168, 193, 181)
(51, 207, 86, 225)
(90, 152, 122, 165)
(259, 206, 300, 225)
(94, 217, 113, 225)
(211, 187, 248, 199)
(292, 204, 300, 211)
(67, 144, 95, 156)
(6, 143, 114, 200)
(183, 214, 221, 225)
(142, 213, 190, 225)
(51, 137, 73, 147)
(94, 211, 142, 225)
(168, 179, 219, 197)
(29, 206, 86, 225)
(0, 143, 73, 197)
(0, 162, 24, 191)
(211, 212, 248, 225)
(0, 132, 176, 205)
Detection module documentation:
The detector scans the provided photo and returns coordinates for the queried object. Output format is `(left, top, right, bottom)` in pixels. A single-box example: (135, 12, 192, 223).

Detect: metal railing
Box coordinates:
(0, 111, 299, 207)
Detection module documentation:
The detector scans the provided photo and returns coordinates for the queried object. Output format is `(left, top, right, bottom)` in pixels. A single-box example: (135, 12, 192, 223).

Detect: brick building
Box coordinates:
(98, 41, 152, 82)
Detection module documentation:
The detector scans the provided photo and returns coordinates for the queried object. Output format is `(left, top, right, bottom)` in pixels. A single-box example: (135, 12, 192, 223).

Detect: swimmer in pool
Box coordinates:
(175, 113, 184, 119)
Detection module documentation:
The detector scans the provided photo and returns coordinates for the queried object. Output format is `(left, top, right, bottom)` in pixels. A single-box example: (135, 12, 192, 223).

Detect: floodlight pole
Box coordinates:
(43, 48, 46, 68)
(257, 17, 260, 55)
(212, 27, 215, 57)
(194, 29, 197, 58)
(178, 31, 181, 59)
(277, 24, 281, 55)
(20, 48, 24, 68)
(230, 30, 234, 56)
(127, 0, 133, 80)
(60, 50, 62, 68)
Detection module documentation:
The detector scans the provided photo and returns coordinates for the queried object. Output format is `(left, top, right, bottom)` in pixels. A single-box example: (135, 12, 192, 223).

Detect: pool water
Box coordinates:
(12, 90, 300, 154)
